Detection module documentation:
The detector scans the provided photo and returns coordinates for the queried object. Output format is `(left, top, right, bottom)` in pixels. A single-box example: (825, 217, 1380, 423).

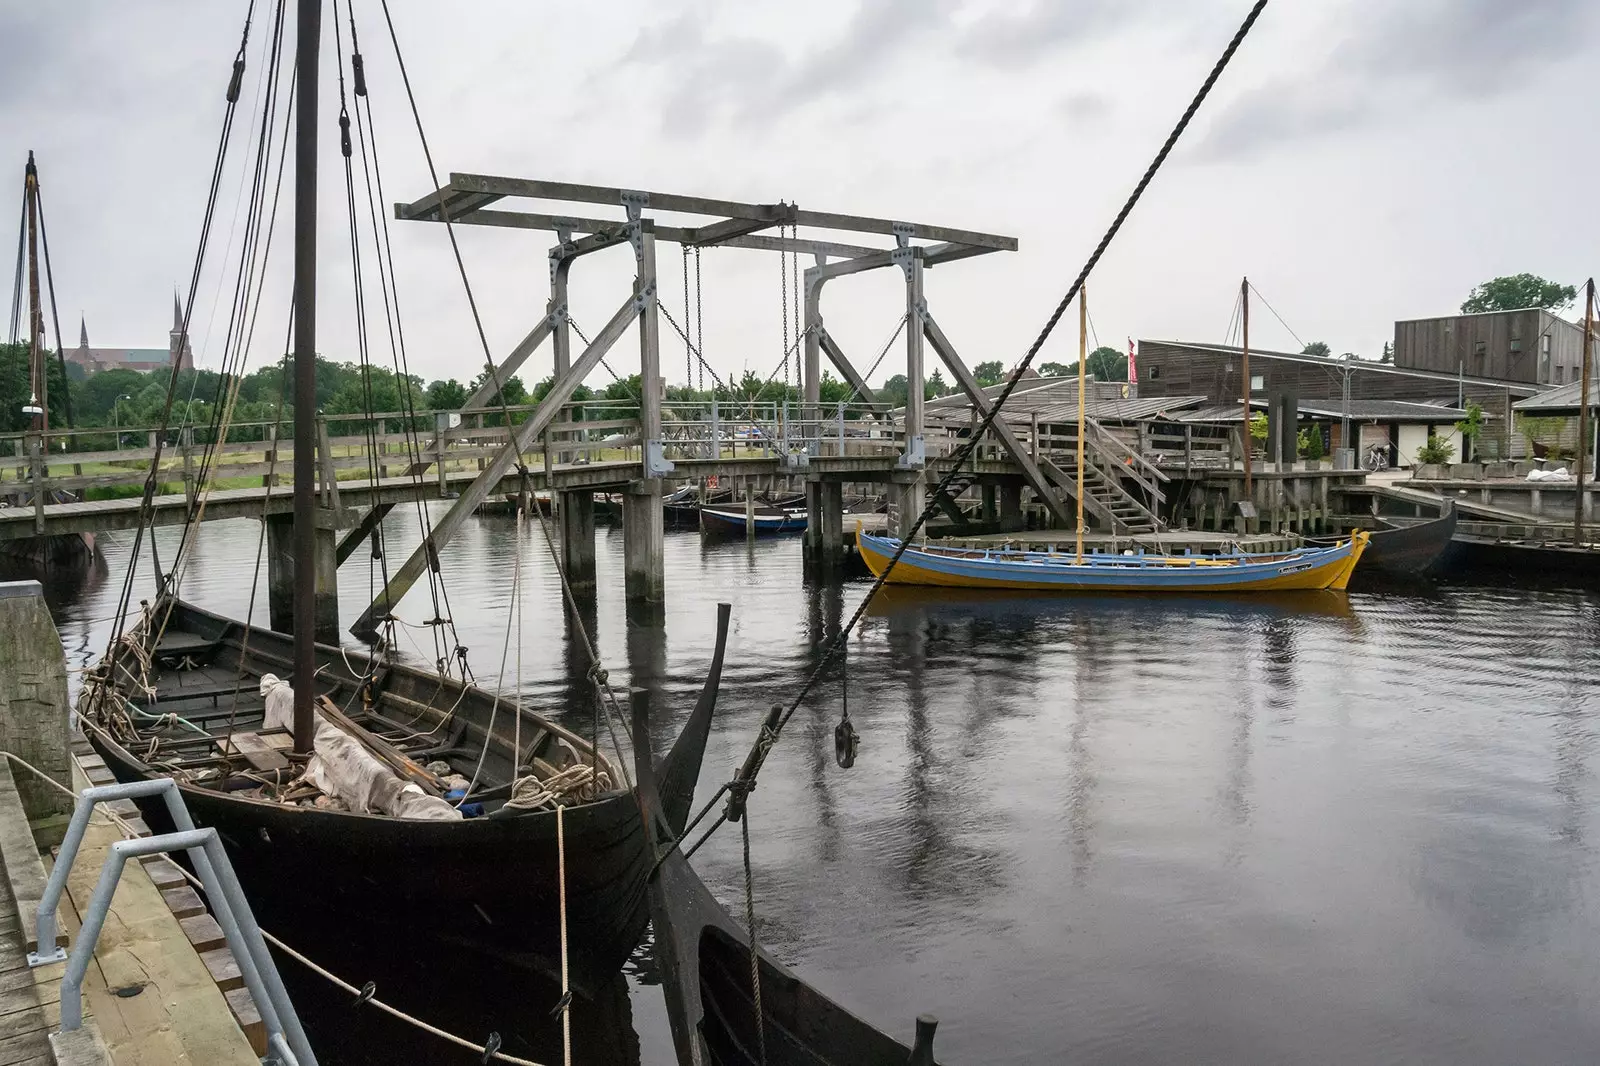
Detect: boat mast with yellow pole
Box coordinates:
(1076, 284, 1087, 563)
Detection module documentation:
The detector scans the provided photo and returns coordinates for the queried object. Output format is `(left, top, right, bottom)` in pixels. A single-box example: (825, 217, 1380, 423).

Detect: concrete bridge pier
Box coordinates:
(622, 480, 664, 603)
(265, 513, 339, 642)
(0, 581, 72, 822)
(891, 471, 925, 539)
(804, 479, 845, 564)
(558, 490, 597, 591)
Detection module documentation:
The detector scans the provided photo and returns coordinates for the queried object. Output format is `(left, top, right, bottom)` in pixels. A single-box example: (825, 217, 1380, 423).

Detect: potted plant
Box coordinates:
(1297, 424, 1328, 469)
(1413, 433, 1455, 479)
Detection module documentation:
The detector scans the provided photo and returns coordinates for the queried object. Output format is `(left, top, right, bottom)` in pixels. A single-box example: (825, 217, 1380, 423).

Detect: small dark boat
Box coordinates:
(1313, 499, 1457, 577)
(81, 599, 730, 1000)
(664, 484, 734, 529)
(631, 691, 942, 1066)
(700, 503, 808, 536)
(1443, 531, 1600, 583)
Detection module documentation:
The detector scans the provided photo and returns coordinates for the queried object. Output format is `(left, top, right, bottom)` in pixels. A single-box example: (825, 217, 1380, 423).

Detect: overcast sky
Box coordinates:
(5, 0, 1596, 391)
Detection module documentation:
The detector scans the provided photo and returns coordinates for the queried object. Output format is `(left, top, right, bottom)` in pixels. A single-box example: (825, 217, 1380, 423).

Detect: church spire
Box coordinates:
(172, 290, 182, 333)
(78, 314, 88, 351)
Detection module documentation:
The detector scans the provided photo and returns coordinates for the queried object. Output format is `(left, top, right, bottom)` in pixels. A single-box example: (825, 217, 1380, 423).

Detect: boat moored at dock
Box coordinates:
(857, 526, 1368, 592)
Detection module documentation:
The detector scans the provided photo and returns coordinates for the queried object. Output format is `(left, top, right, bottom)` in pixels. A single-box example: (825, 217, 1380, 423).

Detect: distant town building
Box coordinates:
(64, 296, 193, 375)
(1393, 308, 1586, 387)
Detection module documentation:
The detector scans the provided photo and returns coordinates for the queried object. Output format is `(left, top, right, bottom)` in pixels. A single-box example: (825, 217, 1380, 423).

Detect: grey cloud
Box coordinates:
(1059, 92, 1113, 124)
(613, 0, 957, 136)
(1197, 0, 1594, 160)
(956, 0, 1207, 66)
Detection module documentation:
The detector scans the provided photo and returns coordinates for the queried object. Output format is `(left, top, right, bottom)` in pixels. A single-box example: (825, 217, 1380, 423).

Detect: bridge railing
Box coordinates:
(0, 401, 650, 503)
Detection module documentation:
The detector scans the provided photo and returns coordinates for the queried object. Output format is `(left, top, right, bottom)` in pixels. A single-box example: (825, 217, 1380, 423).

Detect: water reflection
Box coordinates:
(14, 514, 1600, 1065)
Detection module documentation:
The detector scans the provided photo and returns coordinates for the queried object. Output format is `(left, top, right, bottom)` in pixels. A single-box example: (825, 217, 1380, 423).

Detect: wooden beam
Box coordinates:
(919, 310, 1083, 528)
(436, 173, 1017, 250)
(351, 293, 639, 637)
(397, 202, 889, 260)
(816, 329, 889, 420)
(336, 313, 557, 566)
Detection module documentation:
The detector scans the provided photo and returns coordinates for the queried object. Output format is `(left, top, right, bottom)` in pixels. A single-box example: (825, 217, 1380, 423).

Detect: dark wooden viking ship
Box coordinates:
(81, 599, 730, 991)
(1312, 499, 1457, 577)
(630, 690, 941, 1066)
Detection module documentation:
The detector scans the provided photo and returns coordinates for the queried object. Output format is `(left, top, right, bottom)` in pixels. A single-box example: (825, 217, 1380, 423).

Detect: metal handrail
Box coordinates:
(32, 779, 315, 1066)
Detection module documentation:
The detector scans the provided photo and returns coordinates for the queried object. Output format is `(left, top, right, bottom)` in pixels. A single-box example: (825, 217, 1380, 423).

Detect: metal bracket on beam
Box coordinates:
(633, 282, 657, 313)
(892, 245, 916, 281)
(621, 190, 648, 221)
(644, 440, 675, 478)
(897, 435, 926, 470)
(892, 222, 914, 249)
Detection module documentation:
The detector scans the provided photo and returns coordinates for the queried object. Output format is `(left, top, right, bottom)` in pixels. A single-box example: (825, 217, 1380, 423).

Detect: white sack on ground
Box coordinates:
(260, 674, 461, 821)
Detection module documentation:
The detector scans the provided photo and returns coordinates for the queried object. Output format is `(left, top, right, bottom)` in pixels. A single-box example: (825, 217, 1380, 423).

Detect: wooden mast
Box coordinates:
(1576, 277, 1595, 544)
(291, 0, 322, 754)
(1241, 276, 1252, 500)
(22, 153, 44, 433)
(1076, 284, 1087, 563)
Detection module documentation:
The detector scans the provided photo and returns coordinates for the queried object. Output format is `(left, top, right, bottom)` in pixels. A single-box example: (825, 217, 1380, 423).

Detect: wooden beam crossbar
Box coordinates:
(919, 310, 1086, 529)
(395, 172, 1015, 253)
(350, 293, 638, 637)
(334, 312, 557, 566)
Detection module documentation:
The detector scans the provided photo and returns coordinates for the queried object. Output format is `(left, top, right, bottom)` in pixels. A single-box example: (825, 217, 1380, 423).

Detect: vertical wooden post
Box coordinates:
(1076, 285, 1087, 563)
(27, 434, 44, 533)
(1241, 275, 1252, 498)
(1575, 278, 1594, 544)
(180, 426, 195, 507)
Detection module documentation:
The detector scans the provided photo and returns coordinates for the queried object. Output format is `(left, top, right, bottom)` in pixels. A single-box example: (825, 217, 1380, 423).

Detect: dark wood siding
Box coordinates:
(1135, 341, 1525, 408)
(1393, 310, 1584, 385)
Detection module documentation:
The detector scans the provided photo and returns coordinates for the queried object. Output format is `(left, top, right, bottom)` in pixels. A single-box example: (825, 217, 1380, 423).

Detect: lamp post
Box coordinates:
(113, 394, 130, 450)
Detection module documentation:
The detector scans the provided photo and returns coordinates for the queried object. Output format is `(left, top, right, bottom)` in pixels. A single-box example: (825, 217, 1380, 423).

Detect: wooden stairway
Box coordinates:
(1038, 415, 1168, 535)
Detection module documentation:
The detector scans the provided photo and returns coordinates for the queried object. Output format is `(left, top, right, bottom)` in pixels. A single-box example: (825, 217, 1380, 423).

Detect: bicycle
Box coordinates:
(1364, 444, 1389, 472)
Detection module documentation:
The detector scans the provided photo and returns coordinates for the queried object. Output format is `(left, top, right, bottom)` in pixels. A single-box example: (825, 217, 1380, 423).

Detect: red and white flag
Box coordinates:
(1127, 337, 1137, 384)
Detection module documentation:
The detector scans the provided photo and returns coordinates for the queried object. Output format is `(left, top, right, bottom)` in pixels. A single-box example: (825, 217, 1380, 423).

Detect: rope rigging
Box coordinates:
(679, 0, 1274, 858)
(102, 0, 262, 676)
(374, 0, 641, 783)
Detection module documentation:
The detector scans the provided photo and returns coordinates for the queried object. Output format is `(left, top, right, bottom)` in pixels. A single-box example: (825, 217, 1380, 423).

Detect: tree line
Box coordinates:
(0, 346, 923, 441)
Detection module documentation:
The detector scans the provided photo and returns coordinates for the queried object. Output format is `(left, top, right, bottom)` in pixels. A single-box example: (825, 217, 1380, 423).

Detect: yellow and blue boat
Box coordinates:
(857, 527, 1369, 593)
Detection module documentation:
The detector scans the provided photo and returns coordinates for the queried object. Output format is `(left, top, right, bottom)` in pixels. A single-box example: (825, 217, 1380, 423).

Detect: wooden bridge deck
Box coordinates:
(0, 454, 1023, 543)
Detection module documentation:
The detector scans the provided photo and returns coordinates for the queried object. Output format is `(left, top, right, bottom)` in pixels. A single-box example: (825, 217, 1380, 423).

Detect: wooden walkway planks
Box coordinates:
(42, 760, 259, 1066)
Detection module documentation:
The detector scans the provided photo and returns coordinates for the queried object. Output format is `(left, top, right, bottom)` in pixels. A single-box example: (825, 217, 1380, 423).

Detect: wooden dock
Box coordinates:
(0, 751, 259, 1065)
(0, 582, 259, 1065)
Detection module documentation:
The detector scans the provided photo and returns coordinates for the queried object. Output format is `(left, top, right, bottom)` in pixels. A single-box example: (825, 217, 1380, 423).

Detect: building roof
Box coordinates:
(921, 376, 1202, 424)
(1296, 399, 1468, 421)
(1138, 340, 1544, 397)
(1513, 379, 1600, 412)
(1395, 307, 1586, 332)
(1176, 398, 1468, 423)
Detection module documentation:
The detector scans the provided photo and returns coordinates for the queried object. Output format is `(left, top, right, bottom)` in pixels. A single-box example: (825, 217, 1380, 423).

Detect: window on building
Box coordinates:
(1556, 366, 1565, 385)
(1250, 374, 1264, 393)
(1147, 365, 1161, 380)
(1473, 339, 1486, 360)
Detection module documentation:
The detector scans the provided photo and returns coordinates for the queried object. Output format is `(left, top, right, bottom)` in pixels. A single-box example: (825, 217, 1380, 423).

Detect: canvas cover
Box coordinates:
(259, 674, 460, 821)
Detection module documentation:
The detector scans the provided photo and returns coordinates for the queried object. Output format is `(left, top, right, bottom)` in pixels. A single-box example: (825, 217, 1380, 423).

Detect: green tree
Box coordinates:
(818, 370, 854, 407)
(1085, 345, 1127, 381)
(1301, 341, 1332, 358)
(1039, 361, 1073, 377)
(1298, 425, 1325, 461)
(426, 378, 467, 410)
(1461, 274, 1577, 314)
(1416, 434, 1455, 465)
(925, 369, 950, 399)
(1249, 411, 1268, 442)
(878, 373, 909, 409)
(1380, 342, 1393, 364)
(973, 360, 1005, 387)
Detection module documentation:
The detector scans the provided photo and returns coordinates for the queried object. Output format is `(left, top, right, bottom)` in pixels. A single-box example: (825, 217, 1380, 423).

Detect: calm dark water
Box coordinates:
(15, 506, 1600, 1065)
